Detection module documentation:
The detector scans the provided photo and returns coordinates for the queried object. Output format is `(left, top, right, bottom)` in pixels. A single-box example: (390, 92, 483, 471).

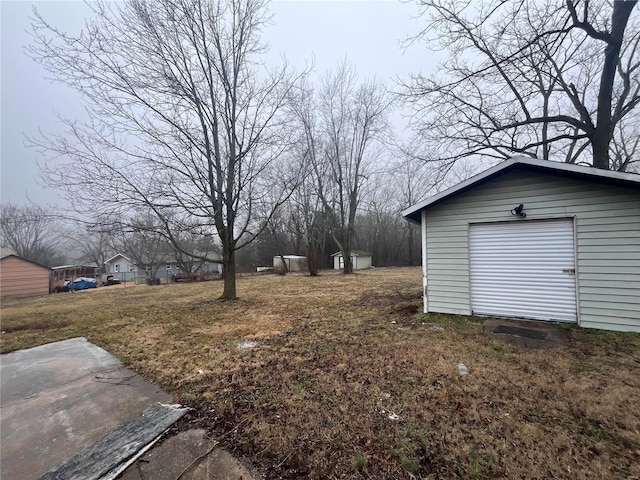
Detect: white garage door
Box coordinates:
(469, 219, 577, 322)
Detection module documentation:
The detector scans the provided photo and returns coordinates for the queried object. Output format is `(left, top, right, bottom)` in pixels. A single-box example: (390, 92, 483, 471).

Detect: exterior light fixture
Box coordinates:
(511, 204, 526, 217)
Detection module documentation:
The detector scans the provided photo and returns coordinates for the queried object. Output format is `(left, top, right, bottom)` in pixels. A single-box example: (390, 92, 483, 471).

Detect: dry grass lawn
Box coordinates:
(2, 267, 639, 479)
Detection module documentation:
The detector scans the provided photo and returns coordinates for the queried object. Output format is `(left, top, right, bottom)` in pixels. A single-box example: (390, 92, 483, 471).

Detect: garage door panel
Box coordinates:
(470, 220, 577, 322)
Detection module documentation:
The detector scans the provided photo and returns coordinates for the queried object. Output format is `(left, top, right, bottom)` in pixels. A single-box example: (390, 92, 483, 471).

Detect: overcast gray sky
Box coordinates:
(1, 0, 432, 207)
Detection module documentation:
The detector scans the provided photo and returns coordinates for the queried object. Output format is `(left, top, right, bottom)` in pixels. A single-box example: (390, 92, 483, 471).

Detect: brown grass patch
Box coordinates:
(2, 267, 640, 479)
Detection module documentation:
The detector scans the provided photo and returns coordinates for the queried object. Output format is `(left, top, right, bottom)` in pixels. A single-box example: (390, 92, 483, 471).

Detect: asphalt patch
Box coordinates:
(484, 318, 569, 348)
(493, 325, 548, 340)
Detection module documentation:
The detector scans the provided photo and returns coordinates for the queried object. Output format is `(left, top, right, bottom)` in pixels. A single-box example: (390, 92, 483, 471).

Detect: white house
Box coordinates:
(402, 157, 639, 332)
(331, 251, 372, 270)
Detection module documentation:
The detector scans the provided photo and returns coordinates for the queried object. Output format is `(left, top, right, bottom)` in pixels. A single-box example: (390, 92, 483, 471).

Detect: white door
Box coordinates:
(469, 219, 577, 322)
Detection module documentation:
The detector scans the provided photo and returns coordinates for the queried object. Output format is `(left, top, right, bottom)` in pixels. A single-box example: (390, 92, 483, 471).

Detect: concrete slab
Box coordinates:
(39, 403, 189, 480)
(119, 429, 259, 480)
(0, 337, 171, 480)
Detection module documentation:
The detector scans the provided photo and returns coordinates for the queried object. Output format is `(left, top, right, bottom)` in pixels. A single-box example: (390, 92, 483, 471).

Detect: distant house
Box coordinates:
(199, 258, 223, 274)
(402, 156, 640, 333)
(105, 252, 223, 282)
(331, 251, 372, 271)
(179, 251, 223, 275)
(160, 252, 223, 278)
(104, 254, 140, 282)
(0, 249, 51, 298)
(273, 255, 308, 272)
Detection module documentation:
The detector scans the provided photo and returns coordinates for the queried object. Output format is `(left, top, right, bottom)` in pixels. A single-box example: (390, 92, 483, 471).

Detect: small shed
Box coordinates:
(273, 255, 308, 272)
(0, 250, 51, 298)
(331, 251, 372, 270)
(402, 157, 639, 332)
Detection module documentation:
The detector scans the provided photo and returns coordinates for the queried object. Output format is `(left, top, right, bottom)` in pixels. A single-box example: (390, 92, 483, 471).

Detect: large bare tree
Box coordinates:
(404, 0, 639, 171)
(29, 0, 300, 299)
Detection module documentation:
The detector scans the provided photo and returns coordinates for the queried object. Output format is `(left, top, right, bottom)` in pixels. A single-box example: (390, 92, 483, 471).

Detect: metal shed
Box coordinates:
(402, 157, 640, 332)
(273, 255, 308, 272)
(331, 251, 373, 270)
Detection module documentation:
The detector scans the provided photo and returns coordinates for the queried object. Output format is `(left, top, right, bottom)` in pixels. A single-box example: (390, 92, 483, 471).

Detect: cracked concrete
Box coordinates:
(1, 337, 258, 480)
(1, 337, 171, 479)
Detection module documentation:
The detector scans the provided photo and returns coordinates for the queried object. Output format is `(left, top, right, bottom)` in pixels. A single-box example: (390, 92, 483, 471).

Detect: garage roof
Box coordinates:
(0, 248, 51, 270)
(402, 157, 640, 224)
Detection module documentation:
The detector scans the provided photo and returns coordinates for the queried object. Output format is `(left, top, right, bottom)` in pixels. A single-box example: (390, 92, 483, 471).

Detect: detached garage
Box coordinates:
(402, 157, 640, 332)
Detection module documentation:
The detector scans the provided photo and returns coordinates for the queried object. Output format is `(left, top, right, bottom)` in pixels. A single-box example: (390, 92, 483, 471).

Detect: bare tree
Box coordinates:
(29, 0, 301, 299)
(404, 0, 639, 170)
(0, 203, 66, 267)
(169, 229, 221, 275)
(286, 80, 331, 275)
(292, 182, 330, 276)
(390, 157, 434, 265)
(69, 218, 117, 273)
(294, 63, 391, 274)
(610, 113, 640, 172)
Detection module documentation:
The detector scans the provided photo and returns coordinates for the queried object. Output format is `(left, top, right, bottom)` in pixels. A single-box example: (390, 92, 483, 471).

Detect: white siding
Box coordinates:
(274, 256, 308, 272)
(423, 169, 639, 332)
(469, 220, 577, 322)
(333, 254, 372, 270)
(353, 255, 372, 270)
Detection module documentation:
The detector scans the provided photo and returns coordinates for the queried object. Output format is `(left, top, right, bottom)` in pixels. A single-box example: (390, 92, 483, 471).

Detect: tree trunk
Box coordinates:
(584, 0, 636, 169)
(307, 241, 320, 276)
(342, 239, 353, 274)
(221, 248, 236, 299)
(277, 254, 289, 275)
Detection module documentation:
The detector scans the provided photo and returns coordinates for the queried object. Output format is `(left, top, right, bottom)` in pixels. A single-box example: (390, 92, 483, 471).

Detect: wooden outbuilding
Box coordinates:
(0, 250, 51, 298)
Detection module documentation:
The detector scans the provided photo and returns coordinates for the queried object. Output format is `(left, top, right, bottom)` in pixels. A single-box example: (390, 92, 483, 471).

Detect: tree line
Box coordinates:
(1, 0, 636, 298)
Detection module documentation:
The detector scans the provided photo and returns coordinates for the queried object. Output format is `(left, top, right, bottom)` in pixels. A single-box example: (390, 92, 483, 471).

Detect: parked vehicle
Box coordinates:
(66, 277, 98, 290)
(171, 272, 200, 282)
(102, 275, 121, 286)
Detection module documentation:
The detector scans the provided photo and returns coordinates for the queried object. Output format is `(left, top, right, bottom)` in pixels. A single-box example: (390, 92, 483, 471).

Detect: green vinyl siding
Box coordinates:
(425, 215, 469, 314)
(423, 168, 639, 332)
